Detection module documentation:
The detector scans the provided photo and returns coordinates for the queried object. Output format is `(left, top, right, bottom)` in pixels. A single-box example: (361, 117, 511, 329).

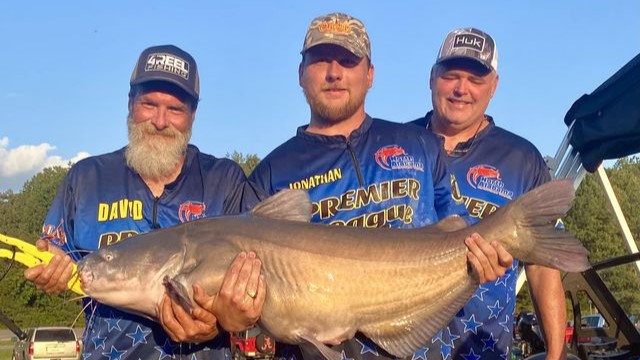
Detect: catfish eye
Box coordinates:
(103, 252, 114, 262)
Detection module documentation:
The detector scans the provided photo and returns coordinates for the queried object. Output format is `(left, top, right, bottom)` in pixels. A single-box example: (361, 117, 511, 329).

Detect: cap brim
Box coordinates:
(301, 40, 365, 59)
(130, 76, 199, 101)
(436, 56, 493, 74)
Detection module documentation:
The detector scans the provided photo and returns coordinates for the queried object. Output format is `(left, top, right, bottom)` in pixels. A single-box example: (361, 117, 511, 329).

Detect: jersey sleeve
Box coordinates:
(530, 150, 552, 189)
(40, 168, 81, 261)
(248, 157, 276, 196)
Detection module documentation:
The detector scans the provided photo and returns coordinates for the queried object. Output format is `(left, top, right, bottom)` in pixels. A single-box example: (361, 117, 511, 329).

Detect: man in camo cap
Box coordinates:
(249, 14, 513, 360)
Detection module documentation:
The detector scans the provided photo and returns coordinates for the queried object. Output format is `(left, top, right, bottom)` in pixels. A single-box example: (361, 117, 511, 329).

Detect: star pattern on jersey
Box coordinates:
(431, 329, 445, 345)
(461, 347, 481, 360)
(499, 315, 512, 333)
(356, 337, 379, 355)
(91, 331, 107, 350)
(472, 285, 489, 301)
(494, 270, 511, 287)
(411, 346, 428, 360)
(511, 261, 519, 272)
(422, 266, 516, 359)
(461, 314, 483, 334)
(275, 347, 299, 360)
(341, 350, 354, 360)
(487, 300, 504, 319)
(439, 342, 453, 360)
(500, 349, 510, 360)
(105, 312, 123, 332)
(427, 326, 460, 360)
(126, 325, 152, 347)
(481, 333, 497, 352)
(102, 345, 126, 360)
(442, 327, 460, 348)
(155, 338, 178, 359)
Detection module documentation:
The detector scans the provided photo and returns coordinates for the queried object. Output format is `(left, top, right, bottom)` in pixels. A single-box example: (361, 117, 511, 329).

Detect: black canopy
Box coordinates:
(564, 53, 640, 172)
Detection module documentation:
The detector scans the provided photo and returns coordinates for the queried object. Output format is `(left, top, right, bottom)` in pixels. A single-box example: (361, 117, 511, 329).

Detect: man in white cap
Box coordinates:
(411, 28, 567, 359)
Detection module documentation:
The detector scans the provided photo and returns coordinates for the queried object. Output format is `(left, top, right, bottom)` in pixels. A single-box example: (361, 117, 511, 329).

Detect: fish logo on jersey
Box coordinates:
(467, 164, 514, 200)
(178, 201, 206, 223)
(467, 164, 501, 186)
(375, 145, 407, 169)
(41, 219, 67, 246)
(374, 145, 424, 172)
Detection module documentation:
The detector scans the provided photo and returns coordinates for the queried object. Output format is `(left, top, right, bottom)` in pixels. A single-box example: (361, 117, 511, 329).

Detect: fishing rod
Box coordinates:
(0, 233, 84, 295)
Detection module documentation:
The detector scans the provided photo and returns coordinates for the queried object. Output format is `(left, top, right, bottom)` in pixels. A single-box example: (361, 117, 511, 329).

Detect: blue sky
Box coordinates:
(1, 1, 639, 192)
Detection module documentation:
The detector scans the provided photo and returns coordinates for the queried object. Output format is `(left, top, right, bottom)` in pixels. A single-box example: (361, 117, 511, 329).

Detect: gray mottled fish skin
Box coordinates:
(77, 180, 590, 359)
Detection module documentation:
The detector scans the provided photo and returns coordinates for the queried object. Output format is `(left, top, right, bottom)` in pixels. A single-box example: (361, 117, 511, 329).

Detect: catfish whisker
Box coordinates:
(66, 294, 89, 303)
(66, 249, 93, 256)
(68, 267, 82, 292)
(71, 298, 93, 329)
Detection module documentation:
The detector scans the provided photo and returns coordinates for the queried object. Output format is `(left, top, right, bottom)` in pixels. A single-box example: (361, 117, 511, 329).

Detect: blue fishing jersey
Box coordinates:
(411, 112, 550, 360)
(249, 115, 467, 228)
(248, 115, 469, 359)
(41, 144, 258, 360)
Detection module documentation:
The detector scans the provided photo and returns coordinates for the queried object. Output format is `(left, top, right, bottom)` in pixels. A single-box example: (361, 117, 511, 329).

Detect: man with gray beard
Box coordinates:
(25, 45, 264, 359)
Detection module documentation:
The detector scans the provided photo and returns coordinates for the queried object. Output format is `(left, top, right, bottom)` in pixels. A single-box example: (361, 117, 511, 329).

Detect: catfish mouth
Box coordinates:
(78, 267, 93, 292)
(77, 259, 95, 293)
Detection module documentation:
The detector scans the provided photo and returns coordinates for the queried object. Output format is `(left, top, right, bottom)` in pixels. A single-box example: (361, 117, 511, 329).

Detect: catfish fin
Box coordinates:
(298, 334, 342, 360)
(251, 189, 312, 222)
(501, 179, 591, 272)
(163, 275, 194, 314)
(360, 279, 477, 358)
(157, 250, 192, 313)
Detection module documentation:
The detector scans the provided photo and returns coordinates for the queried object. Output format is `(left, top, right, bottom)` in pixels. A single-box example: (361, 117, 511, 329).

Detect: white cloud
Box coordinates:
(0, 136, 90, 192)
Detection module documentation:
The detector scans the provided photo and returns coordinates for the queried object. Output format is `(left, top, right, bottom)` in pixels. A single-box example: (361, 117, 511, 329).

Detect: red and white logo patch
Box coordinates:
(374, 145, 424, 172)
(466, 164, 513, 199)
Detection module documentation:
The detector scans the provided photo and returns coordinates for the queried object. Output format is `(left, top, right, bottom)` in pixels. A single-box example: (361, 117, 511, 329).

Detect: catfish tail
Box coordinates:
(486, 180, 591, 272)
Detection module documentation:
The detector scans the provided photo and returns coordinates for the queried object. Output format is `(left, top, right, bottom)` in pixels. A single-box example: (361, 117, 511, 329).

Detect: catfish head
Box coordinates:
(77, 234, 191, 320)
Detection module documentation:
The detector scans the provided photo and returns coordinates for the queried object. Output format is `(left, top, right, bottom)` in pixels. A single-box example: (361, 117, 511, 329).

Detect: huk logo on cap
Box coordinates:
(453, 33, 485, 53)
(436, 27, 498, 73)
(145, 52, 190, 81)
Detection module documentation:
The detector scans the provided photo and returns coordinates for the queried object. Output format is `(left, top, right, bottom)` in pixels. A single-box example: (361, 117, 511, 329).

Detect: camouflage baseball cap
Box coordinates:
(130, 44, 200, 101)
(436, 28, 498, 73)
(301, 12, 371, 59)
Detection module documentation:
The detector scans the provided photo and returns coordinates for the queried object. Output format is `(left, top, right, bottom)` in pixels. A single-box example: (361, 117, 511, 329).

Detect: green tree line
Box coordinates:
(1, 155, 639, 331)
(516, 157, 640, 318)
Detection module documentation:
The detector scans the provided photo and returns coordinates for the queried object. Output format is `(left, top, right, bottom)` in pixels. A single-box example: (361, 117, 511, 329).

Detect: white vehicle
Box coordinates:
(12, 326, 80, 360)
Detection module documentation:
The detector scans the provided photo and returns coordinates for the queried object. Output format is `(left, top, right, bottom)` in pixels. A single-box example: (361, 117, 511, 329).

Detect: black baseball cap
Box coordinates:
(130, 45, 200, 101)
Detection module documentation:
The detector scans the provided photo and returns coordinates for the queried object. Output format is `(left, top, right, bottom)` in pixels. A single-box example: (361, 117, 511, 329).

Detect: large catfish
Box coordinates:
(78, 180, 590, 359)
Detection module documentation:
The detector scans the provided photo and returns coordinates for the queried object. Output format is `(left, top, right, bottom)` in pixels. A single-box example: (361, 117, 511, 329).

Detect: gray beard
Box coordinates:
(125, 115, 192, 180)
